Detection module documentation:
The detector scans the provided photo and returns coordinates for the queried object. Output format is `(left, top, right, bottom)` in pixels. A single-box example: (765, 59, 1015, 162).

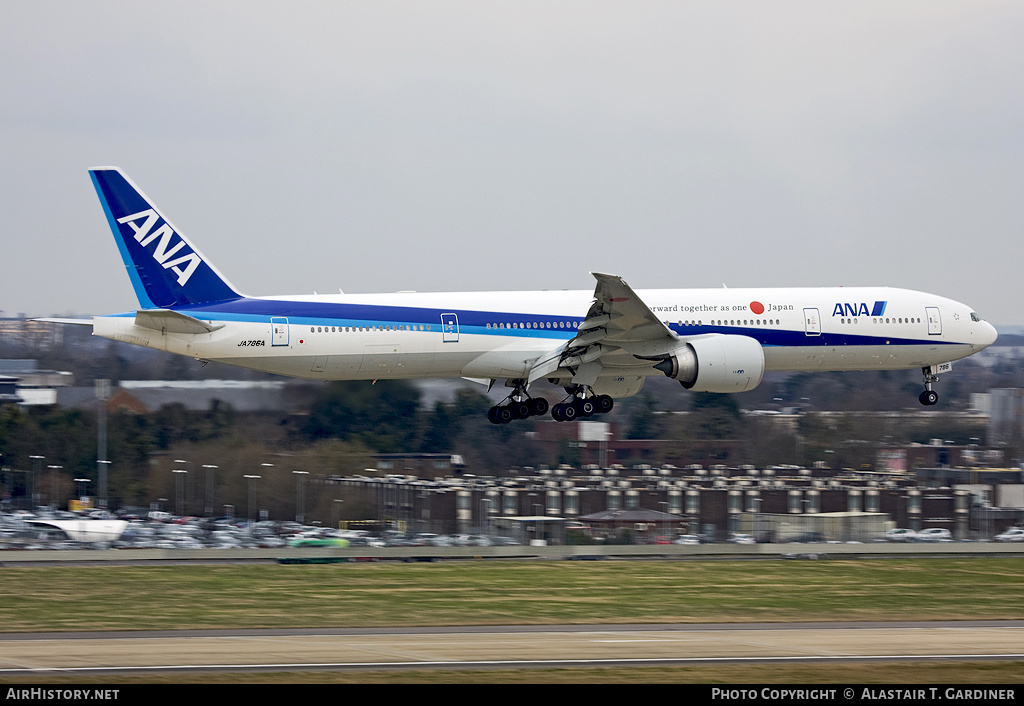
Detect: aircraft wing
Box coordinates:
(528, 273, 679, 387)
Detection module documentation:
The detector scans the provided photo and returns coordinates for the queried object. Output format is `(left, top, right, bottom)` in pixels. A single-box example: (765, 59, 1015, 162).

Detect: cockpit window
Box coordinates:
(970, 312, 982, 322)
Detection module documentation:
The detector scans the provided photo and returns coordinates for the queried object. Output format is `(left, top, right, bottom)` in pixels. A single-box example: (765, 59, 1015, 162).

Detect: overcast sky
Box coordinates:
(2, 2, 1022, 325)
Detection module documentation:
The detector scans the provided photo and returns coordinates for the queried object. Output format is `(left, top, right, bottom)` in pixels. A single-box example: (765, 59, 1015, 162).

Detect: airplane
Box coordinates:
(45, 167, 998, 424)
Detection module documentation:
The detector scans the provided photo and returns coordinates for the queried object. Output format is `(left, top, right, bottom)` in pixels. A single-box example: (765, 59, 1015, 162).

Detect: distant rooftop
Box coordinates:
(119, 380, 285, 390)
(0, 359, 38, 373)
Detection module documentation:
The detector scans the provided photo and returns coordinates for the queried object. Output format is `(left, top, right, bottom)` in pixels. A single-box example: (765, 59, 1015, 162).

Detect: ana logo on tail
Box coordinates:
(116, 209, 203, 286)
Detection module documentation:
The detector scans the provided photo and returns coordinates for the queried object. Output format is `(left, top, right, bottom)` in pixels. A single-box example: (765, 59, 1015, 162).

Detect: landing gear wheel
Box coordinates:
(530, 397, 549, 416)
(920, 366, 941, 407)
(575, 398, 596, 417)
(511, 401, 531, 419)
(595, 394, 614, 414)
(559, 402, 578, 421)
(488, 405, 515, 423)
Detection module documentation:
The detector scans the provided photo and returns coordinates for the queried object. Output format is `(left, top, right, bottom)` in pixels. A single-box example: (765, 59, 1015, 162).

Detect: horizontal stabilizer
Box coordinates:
(134, 309, 225, 334)
(34, 317, 94, 327)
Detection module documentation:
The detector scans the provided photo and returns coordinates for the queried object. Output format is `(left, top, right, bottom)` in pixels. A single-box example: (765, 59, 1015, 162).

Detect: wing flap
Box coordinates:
(585, 273, 678, 349)
(571, 272, 678, 361)
(527, 273, 681, 387)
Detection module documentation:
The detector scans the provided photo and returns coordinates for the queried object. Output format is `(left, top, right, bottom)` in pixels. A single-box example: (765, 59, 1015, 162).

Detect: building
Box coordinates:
(55, 380, 302, 414)
(974, 389, 1024, 445)
(0, 360, 74, 406)
(322, 461, 1024, 542)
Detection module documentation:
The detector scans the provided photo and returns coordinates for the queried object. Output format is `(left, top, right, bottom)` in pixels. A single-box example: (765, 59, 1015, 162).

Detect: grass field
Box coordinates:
(5, 662, 1024, 685)
(1, 556, 1021, 683)
(2, 557, 1022, 631)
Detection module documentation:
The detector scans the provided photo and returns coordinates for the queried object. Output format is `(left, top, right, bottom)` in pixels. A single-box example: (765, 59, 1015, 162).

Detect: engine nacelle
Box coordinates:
(653, 334, 764, 393)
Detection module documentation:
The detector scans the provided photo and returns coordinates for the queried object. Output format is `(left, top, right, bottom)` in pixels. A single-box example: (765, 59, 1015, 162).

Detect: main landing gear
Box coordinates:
(487, 381, 550, 424)
(919, 366, 940, 406)
(487, 395, 549, 424)
(550, 392, 614, 422)
(486, 383, 615, 423)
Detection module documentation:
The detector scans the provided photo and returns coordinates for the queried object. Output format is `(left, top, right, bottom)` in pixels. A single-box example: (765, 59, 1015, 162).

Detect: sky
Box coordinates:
(2, 1, 1022, 324)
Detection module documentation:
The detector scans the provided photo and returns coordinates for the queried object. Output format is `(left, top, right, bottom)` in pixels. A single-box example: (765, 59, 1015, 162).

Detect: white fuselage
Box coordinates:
(92, 285, 997, 388)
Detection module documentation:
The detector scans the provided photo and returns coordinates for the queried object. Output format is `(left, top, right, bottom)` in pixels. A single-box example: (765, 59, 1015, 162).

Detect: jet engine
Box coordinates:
(652, 334, 765, 393)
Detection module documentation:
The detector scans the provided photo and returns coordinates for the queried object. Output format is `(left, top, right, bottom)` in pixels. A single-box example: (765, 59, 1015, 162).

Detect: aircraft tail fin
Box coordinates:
(89, 168, 242, 309)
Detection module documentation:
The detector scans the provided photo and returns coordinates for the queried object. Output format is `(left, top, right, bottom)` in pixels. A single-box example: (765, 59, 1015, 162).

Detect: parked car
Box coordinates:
(728, 533, 756, 545)
(490, 536, 521, 546)
(916, 528, 953, 542)
(885, 528, 918, 542)
(994, 527, 1024, 542)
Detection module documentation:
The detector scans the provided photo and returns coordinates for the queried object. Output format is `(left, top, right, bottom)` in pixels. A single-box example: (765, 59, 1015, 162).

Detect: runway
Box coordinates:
(0, 621, 1021, 675)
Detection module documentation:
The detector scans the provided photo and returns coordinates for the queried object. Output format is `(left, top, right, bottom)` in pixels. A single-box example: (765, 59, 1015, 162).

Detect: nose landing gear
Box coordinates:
(919, 366, 940, 406)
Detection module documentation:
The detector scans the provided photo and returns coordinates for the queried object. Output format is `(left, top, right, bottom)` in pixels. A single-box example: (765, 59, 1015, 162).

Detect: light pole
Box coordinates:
(293, 471, 309, 523)
(96, 379, 109, 509)
(96, 460, 111, 510)
(47, 465, 62, 510)
(754, 496, 763, 543)
(258, 463, 274, 522)
(529, 493, 542, 544)
(175, 459, 194, 515)
(29, 455, 44, 509)
(244, 475, 261, 523)
(202, 465, 218, 517)
(73, 478, 91, 508)
(481, 497, 491, 536)
(172, 469, 187, 516)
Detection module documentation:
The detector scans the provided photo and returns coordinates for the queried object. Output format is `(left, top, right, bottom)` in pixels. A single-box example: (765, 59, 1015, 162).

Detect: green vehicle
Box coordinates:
(288, 537, 350, 548)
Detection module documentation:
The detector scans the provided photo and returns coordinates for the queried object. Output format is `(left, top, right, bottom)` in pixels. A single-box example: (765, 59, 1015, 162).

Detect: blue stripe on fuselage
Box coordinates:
(108, 297, 957, 348)
(111, 298, 581, 340)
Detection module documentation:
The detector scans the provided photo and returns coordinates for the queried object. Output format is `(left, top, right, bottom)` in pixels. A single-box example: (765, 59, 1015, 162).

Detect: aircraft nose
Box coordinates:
(982, 321, 998, 347)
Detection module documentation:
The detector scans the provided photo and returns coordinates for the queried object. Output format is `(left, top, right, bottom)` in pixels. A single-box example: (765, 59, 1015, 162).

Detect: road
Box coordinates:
(1, 621, 1021, 675)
